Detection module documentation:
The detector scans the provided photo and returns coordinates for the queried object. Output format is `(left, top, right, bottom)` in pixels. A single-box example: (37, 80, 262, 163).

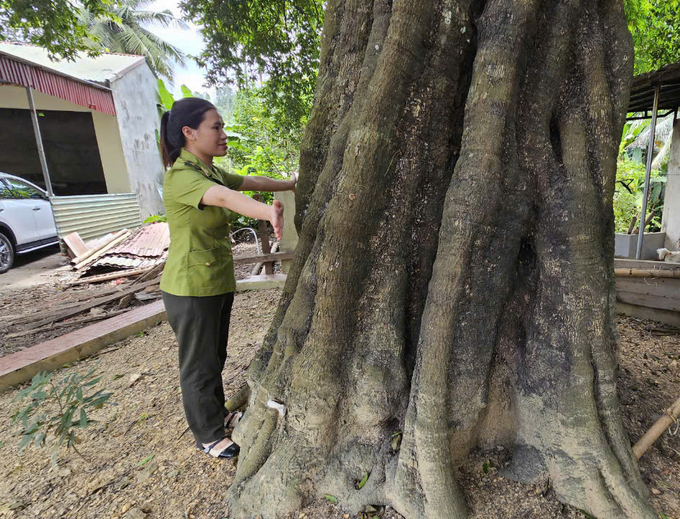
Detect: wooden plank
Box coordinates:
(69, 267, 153, 286)
(23, 279, 161, 330)
(617, 302, 680, 328)
(130, 261, 165, 286)
(71, 229, 128, 266)
(63, 232, 88, 258)
(616, 291, 680, 312)
(233, 251, 294, 266)
(615, 268, 680, 279)
(73, 231, 132, 270)
(616, 277, 680, 299)
(0, 300, 167, 393)
(614, 258, 680, 272)
(6, 309, 129, 339)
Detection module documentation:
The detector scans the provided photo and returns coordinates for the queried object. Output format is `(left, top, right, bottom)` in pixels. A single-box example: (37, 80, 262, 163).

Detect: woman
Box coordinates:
(159, 97, 295, 459)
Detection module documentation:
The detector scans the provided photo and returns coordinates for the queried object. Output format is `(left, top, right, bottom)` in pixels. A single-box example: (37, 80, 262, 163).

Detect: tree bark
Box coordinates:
(227, 1, 656, 518)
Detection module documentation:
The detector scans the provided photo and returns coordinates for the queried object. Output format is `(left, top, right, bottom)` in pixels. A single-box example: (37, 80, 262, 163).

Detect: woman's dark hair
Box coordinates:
(160, 97, 216, 168)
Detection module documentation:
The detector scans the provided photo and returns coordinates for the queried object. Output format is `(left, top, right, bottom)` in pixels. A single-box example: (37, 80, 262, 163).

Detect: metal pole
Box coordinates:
(25, 87, 54, 197)
(636, 83, 660, 260)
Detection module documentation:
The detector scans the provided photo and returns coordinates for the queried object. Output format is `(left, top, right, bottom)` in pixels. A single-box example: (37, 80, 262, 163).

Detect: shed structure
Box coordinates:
(0, 43, 164, 238)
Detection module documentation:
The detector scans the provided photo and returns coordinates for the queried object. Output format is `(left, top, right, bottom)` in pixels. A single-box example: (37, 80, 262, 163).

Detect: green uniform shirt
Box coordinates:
(160, 148, 244, 296)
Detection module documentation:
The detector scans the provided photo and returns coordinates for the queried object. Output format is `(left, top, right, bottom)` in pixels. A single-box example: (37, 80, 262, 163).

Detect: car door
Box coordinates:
(2, 177, 57, 242)
(0, 178, 40, 246)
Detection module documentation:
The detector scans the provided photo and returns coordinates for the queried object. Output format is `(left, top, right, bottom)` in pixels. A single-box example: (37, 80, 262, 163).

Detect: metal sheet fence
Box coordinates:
(51, 194, 142, 242)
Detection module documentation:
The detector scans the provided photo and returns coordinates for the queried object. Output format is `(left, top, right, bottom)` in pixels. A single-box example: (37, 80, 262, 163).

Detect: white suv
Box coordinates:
(0, 172, 59, 274)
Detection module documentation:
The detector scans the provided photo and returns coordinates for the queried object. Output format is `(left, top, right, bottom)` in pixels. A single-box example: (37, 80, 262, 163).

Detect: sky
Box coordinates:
(146, 0, 214, 98)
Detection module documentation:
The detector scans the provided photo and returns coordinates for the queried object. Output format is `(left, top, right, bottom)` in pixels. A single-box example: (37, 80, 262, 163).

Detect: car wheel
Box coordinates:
(0, 232, 15, 274)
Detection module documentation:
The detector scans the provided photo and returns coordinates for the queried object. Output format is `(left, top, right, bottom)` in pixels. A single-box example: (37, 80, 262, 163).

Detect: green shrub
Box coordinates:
(143, 214, 167, 224)
(12, 367, 112, 464)
(614, 156, 665, 233)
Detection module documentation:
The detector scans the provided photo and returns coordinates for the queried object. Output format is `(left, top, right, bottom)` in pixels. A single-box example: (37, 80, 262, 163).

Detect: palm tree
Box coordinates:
(79, 0, 188, 82)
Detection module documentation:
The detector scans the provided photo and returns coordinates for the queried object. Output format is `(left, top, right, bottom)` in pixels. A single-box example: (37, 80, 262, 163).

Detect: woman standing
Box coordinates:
(159, 98, 295, 459)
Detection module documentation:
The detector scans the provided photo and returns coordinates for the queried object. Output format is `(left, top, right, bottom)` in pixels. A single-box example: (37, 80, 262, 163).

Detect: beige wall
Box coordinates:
(91, 111, 131, 193)
(0, 85, 130, 193)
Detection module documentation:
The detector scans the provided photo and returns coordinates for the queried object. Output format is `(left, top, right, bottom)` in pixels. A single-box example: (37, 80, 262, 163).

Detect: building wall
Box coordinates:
(662, 119, 680, 250)
(91, 111, 131, 193)
(0, 85, 130, 194)
(110, 63, 164, 218)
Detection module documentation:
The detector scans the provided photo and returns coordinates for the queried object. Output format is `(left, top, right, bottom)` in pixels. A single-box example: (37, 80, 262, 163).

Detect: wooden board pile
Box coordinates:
(63, 223, 169, 286)
(3, 275, 166, 340)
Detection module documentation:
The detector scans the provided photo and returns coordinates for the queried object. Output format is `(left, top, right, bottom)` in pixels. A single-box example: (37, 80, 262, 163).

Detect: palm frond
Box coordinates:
(128, 10, 189, 30)
(80, 0, 188, 81)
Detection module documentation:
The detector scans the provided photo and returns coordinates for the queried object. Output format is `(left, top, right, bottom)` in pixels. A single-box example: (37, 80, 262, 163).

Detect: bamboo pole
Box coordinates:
(615, 268, 680, 279)
(633, 396, 680, 459)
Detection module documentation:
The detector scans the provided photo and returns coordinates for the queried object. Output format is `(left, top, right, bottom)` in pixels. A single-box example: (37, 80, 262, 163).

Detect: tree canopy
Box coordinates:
(178, 0, 324, 131)
(1, 0, 186, 81)
(625, 0, 680, 74)
(0, 0, 110, 60)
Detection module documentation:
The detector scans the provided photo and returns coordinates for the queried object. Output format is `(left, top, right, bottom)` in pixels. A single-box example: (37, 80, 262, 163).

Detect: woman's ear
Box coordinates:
(182, 126, 196, 141)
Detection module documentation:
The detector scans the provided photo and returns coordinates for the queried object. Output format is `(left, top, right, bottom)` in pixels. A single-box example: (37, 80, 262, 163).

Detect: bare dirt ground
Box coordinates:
(0, 293, 678, 518)
(0, 242, 262, 357)
(1, 239, 678, 518)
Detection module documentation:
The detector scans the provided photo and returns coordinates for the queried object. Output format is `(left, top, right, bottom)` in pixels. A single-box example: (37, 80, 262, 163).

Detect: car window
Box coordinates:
(3, 178, 45, 200)
(0, 180, 14, 200)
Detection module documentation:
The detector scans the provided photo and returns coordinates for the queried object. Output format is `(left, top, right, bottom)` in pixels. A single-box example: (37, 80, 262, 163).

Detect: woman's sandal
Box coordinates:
(224, 410, 243, 430)
(197, 438, 240, 459)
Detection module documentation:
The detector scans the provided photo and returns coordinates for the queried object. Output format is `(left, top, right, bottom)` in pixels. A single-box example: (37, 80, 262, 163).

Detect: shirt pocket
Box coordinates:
(186, 247, 221, 268)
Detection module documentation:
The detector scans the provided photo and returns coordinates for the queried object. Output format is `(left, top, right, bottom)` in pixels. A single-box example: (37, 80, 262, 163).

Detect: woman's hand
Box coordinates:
(270, 199, 284, 241)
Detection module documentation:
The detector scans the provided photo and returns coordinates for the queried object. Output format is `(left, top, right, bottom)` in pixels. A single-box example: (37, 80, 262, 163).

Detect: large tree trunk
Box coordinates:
(227, 1, 656, 518)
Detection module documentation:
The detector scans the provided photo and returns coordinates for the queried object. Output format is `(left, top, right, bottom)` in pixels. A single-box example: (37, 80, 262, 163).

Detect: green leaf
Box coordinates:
(357, 472, 370, 489)
(33, 390, 48, 401)
(34, 431, 46, 447)
(68, 430, 75, 448)
(18, 433, 35, 450)
(82, 376, 102, 387)
(157, 79, 175, 110)
(323, 494, 338, 504)
(80, 409, 88, 428)
(181, 85, 194, 98)
(137, 454, 155, 466)
(483, 462, 489, 474)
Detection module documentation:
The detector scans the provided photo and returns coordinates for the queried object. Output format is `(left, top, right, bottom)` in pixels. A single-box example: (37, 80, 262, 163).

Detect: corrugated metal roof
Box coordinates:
(51, 194, 142, 241)
(87, 222, 169, 271)
(92, 252, 167, 270)
(0, 52, 117, 116)
(629, 62, 680, 113)
(0, 43, 145, 84)
(113, 222, 170, 257)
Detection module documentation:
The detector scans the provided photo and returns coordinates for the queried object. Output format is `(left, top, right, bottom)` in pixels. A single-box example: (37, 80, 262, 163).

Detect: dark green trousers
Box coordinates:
(162, 291, 234, 444)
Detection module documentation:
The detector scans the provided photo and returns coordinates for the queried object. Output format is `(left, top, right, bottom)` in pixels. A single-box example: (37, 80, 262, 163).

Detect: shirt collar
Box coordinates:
(179, 148, 218, 178)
